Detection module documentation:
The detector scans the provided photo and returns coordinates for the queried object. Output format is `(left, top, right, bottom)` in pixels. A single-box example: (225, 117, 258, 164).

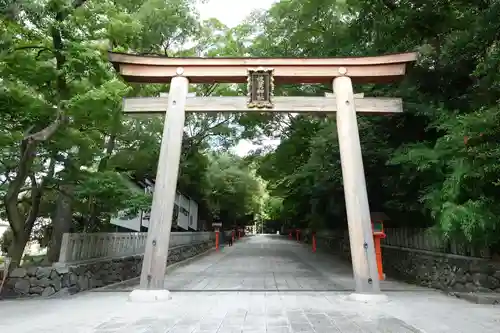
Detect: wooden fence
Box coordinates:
(57, 231, 215, 265)
(383, 228, 491, 259)
(314, 228, 491, 259)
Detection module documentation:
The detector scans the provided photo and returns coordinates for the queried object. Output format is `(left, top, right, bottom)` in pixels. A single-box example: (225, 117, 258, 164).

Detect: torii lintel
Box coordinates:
(108, 52, 417, 84)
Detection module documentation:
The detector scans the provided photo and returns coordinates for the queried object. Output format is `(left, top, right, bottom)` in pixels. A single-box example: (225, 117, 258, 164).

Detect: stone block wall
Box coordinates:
(314, 232, 352, 262)
(382, 246, 500, 293)
(315, 232, 500, 293)
(1, 240, 213, 299)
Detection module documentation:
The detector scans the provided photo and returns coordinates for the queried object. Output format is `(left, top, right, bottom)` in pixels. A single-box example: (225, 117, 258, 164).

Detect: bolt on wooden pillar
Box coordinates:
(128, 72, 189, 302)
(333, 71, 382, 298)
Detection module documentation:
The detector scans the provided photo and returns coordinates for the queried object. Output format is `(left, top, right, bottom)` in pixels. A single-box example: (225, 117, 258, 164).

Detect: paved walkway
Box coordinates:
(1, 235, 499, 333)
(157, 235, 425, 292)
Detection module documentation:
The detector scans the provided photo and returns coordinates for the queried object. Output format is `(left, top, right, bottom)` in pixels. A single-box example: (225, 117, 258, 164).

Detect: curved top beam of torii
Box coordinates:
(108, 51, 417, 84)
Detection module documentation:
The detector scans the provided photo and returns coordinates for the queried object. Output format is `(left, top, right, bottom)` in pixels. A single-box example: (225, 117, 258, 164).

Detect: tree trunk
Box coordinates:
(7, 228, 29, 268)
(47, 186, 74, 263)
(87, 132, 117, 230)
(4, 164, 46, 268)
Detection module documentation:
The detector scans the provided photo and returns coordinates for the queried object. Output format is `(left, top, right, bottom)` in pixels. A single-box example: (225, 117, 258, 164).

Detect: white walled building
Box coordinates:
(110, 176, 199, 232)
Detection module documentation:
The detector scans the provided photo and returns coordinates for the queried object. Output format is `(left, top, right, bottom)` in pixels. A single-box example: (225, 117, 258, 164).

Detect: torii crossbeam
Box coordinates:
(109, 51, 417, 302)
(123, 95, 402, 115)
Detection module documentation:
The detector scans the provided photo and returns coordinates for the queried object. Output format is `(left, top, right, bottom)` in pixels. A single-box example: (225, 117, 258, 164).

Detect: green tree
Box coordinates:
(0, 0, 204, 266)
(204, 153, 264, 227)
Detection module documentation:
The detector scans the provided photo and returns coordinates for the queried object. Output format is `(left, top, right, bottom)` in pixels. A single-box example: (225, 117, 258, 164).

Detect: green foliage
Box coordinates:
(74, 171, 152, 216)
(261, 196, 283, 222)
(0, 228, 12, 254)
(389, 106, 500, 244)
(204, 153, 264, 224)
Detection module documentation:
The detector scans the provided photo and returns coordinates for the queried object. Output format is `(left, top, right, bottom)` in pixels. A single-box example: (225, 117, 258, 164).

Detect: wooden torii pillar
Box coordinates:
(109, 52, 417, 302)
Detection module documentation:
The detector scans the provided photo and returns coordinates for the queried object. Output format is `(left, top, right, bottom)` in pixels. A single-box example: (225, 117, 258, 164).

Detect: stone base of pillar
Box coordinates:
(128, 289, 171, 302)
(346, 293, 388, 304)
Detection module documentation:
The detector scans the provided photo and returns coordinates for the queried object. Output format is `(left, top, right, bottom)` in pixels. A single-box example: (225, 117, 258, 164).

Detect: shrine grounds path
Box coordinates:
(1, 235, 499, 333)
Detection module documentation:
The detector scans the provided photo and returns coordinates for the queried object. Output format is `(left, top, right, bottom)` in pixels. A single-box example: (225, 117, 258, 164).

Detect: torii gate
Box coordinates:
(109, 52, 417, 302)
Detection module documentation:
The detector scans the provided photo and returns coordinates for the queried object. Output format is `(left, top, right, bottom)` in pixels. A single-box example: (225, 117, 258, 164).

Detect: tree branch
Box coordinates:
(23, 107, 65, 141)
(189, 117, 233, 149)
(24, 173, 42, 233)
(0, 160, 14, 176)
(1, 0, 20, 21)
(381, 0, 398, 11)
(0, 177, 11, 187)
(71, 0, 88, 9)
(12, 45, 51, 53)
(203, 84, 218, 97)
(24, 158, 57, 231)
(4, 136, 38, 237)
(5, 110, 63, 237)
(162, 38, 171, 57)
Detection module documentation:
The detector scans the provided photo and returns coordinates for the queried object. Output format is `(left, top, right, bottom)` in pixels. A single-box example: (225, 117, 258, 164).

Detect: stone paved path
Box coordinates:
(156, 235, 425, 292)
(0, 235, 499, 333)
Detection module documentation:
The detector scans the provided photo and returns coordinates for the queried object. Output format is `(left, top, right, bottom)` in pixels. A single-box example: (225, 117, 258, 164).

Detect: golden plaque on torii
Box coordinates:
(247, 67, 274, 108)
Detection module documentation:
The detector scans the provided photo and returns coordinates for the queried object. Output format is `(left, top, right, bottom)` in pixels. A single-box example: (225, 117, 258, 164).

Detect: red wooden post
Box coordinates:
(372, 219, 387, 281)
(374, 236, 384, 280)
(312, 232, 317, 253)
(213, 222, 223, 251)
(288, 231, 292, 239)
(296, 229, 300, 242)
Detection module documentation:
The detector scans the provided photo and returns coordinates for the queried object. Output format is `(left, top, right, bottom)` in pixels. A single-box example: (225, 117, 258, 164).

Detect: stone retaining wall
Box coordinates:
(1, 240, 213, 299)
(382, 245, 500, 293)
(315, 233, 500, 293)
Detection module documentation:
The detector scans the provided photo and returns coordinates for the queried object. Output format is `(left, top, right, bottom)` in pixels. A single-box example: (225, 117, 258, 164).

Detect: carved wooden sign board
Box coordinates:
(247, 68, 274, 109)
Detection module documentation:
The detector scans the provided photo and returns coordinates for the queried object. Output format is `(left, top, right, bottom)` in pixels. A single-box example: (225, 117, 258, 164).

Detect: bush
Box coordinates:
(22, 254, 46, 266)
(0, 228, 13, 255)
